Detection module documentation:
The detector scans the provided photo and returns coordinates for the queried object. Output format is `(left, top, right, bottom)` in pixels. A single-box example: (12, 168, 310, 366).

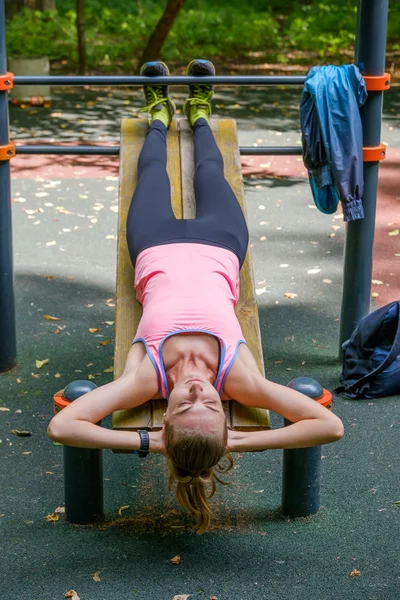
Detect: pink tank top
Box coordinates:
(133, 243, 246, 398)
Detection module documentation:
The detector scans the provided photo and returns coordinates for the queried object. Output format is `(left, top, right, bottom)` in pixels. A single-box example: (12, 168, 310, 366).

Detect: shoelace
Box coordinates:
(139, 86, 169, 113)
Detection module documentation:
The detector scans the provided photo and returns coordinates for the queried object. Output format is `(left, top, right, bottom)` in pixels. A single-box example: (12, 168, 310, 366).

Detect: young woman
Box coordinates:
(48, 60, 344, 534)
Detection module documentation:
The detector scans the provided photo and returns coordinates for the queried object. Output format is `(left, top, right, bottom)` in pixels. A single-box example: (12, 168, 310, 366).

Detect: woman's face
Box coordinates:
(165, 377, 226, 431)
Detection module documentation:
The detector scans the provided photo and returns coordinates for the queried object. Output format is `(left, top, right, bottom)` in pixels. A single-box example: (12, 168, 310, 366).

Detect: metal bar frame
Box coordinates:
(14, 145, 303, 156)
(339, 0, 389, 347)
(0, 0, 389, 372)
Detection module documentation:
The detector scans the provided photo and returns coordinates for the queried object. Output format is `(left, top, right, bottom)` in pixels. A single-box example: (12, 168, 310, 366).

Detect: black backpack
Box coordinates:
(335, 301, 400, 399)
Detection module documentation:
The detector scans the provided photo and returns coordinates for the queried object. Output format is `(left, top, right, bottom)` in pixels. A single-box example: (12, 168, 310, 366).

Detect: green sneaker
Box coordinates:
(183, 59, 215, 127)
(139, 61, 175, 128)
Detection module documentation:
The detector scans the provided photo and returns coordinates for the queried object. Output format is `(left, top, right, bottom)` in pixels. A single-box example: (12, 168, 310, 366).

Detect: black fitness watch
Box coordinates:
(133, 430, 150, 458)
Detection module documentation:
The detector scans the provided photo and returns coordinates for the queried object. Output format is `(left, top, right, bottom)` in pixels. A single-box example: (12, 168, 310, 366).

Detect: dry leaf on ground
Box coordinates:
(118, 505, 130, 516)
(12, 429, 31, 436)
(36, 359, 49, 369)
(43, 315, 60, 321)
(93, 571, 101, 582)
(65, 591, 80, 600)
(350, 569, 361, 577)
(99, 340, 111, 346)
(45, 513, 59, 522)
(55, 506, 65, 514)
(284, 292, 297, 299)
(172, 595, 191, 600)
(0, 407, 10, 412)
(168, 555, 181, 565)
(88, 328, 99, 334)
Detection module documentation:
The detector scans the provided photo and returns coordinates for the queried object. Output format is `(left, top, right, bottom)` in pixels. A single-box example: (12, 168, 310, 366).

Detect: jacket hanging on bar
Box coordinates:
(300, 65, 368, 222)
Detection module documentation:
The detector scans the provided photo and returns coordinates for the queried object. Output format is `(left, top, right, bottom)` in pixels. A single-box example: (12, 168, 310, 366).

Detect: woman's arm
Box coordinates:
(225, 357, 344, 452)
(47, 354, 163, 452)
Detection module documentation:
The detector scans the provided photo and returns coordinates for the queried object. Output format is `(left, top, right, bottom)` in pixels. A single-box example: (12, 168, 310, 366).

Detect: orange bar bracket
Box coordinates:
(0, 141, 16, 161)
(0, 72, 14, 91)
(363, 143, 386, 162)
(363, 73, 391, 91)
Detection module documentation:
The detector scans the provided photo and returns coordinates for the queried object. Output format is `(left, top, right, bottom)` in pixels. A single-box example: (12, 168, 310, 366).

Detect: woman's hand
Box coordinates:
(149, 429, 167, 456)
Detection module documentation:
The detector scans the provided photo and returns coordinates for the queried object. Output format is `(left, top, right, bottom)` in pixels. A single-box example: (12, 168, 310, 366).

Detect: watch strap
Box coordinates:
(137, 430, 150, 457)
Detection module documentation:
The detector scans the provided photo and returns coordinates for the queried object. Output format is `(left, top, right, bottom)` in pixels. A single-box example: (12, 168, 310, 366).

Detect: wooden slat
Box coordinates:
(214, 120, 270, 430)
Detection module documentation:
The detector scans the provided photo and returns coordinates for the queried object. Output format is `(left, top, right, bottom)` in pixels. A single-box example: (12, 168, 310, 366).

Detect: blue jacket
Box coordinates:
(300, 65, 368, 221)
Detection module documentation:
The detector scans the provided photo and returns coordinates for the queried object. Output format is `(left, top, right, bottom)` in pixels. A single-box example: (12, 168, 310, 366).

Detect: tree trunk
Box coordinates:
(26, 0, 56, 9)
(5, 0, 56, 18)
(138, 0, 186, 66)
(76, 0, 87, 75)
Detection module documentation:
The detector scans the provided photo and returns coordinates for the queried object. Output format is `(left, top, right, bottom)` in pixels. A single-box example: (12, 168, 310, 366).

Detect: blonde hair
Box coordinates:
(164, 417, 233, 534)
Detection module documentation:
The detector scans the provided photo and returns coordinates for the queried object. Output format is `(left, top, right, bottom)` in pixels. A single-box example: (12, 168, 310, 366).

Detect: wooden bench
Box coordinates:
(112, 118, 270, 440)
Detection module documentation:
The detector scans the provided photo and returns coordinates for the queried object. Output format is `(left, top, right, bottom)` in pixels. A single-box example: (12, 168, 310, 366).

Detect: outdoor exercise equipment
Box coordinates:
(0, 0, 391, 523)
(0, 0, 391, 373)
(282, 377, 333, 517)
(54, 381, 104, 524)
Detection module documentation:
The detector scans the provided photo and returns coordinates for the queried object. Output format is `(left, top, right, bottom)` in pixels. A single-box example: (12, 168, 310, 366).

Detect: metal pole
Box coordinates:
(13, 75, 306, 86)
(0, 0, 16, 372)
(62, 381, 104, 524)
(339, 0, 389, 348)
(281, 378, 324, 517)
(14, 145, 303, 156)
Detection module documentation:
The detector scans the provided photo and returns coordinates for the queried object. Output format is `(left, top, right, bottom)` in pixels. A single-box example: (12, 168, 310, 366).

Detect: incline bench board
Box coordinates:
(112, 118, 270, 440)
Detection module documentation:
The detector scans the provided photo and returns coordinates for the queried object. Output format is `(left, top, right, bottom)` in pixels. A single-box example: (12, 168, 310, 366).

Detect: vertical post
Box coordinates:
(0, 0, 17, 372)
(339, 0, 389, 348)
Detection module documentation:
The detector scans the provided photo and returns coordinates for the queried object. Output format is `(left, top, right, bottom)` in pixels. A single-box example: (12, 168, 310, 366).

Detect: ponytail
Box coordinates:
(165, 419, 233, 534)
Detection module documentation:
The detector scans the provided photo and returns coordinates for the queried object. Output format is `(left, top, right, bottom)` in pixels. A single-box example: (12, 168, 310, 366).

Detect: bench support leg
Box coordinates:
(64, 445, 104, 524)
(281, 440, 321, 517)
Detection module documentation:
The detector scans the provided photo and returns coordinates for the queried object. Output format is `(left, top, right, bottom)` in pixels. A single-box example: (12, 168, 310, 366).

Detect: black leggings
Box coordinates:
(126, 118, 249, 269)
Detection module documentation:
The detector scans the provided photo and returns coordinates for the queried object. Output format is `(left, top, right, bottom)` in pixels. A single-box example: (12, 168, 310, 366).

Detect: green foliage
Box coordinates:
(284, 3, 358, 57)
(5, 0, 399, 69)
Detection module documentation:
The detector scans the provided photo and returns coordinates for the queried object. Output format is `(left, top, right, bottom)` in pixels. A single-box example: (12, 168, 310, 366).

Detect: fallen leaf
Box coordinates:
(53, 329, 60, 334)
(256, 286, 266, 296)
(350, 569, 361, 577)
(210, 596, 218, 600)
(99, 340, 111, 346)
(280, 264, 289, 268)
(0, 407, 10, 412)
(307, 269, 321, 275)
(55, 506, 65, 513)
(388, 229, 399, 236)
(168, 555, 181, 565)
(55, 373, 61, 378)
(12, 429, 31, 436)
(46, 240, 57, 246)
(172, 596, 191, 600)
(43, 315, 60, 321)
(93, 571, 101, 582)
(36, 358, 49, 369)
(323, 279, 332, 284)
(65, 591, 80, 600)
(259, 236, 267, 241)
(253, 489, 264, 493)
(284, 293, 297, 299)
(104, 321, 114, 326)
(22, 452, 32, 455)
(274, 360, 283, 364)
(393, 500, 400, 505)
(118, 505, 130, 516)
(104, 367, 114, 373)
(371, 292, 379, 298)
(45, 513, 59, 522)
(331, 225, 341, 231)
(88, 328, 99, 334)
(105, 298, 115, 307)
(16, 378, 22, 383)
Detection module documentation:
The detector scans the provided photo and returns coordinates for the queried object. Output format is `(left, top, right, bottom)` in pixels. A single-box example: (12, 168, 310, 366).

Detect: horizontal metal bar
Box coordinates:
(15, 145, 303, 156)
(13, 75, 306, 86)
(16, 145, 119, 155)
